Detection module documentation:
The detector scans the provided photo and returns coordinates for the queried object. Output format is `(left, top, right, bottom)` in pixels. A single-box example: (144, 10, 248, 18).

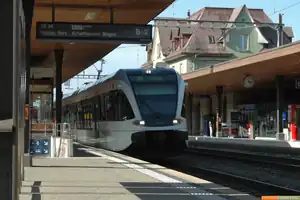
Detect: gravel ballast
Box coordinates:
(168, 154, 300, 191)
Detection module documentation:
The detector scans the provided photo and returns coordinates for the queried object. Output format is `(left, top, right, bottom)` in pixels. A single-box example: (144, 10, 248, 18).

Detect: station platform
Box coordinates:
(188, 136, 300, 155)
(20, 142, 254, 200)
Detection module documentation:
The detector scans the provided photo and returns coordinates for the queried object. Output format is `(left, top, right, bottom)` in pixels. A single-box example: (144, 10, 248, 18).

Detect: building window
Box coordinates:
(174, 37, 180, 50)
(183, 34, 191, 46)
(208, 36, 215, 44)
(239, 34, 249, 51)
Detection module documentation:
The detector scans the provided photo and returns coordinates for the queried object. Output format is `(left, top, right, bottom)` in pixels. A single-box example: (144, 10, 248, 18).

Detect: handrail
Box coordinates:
(51, 122, 74, 157)
(52, 122, 72, 138)
(43, 120, 53, 136)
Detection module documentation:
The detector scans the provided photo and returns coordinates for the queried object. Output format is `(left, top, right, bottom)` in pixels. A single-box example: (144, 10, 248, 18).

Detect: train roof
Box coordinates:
(62, 68, 177, 100)
(62, 92, 73, 99)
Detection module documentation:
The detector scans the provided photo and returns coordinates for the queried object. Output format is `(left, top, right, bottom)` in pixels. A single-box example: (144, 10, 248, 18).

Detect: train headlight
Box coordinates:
(173, 119, 179, 124)
(145, 70, 151, 74)
(133, 120, 145, 126)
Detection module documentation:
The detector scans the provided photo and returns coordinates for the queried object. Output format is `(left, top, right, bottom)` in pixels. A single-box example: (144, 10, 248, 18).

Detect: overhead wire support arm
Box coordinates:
(92, 60, 105, 80)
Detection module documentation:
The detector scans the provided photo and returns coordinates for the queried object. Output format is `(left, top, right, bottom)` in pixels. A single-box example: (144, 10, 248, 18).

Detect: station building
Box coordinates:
(141, 5, 300, 140)
(183, 41, 300, 141)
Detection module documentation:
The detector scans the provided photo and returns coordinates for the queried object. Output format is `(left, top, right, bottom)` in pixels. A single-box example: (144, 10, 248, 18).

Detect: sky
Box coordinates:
(62, 0, 299, 93)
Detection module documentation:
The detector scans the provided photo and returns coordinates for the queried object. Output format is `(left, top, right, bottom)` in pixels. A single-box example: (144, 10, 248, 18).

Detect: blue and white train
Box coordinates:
(62, 68, 188, 152)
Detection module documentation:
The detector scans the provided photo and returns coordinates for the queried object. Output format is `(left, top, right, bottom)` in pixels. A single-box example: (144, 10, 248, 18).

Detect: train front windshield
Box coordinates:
(128, 73, 178, 126)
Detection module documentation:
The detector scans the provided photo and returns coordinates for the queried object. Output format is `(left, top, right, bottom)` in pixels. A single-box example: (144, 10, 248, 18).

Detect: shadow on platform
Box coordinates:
(120, 182, 254, 200)
(73, 145, 99, 157)
(25, 181, 254, 200)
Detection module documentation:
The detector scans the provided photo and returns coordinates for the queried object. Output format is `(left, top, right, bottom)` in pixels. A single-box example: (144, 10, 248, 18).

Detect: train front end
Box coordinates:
(127, 68, 188, 152)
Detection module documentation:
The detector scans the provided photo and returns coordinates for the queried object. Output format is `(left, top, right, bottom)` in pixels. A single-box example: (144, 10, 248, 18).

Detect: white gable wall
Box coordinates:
(151, 26, 166, 68)
(168, 59, 189, 74)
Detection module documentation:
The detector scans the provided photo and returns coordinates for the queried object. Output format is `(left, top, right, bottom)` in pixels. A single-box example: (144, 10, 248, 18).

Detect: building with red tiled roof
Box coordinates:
(141, 5, 294, 74)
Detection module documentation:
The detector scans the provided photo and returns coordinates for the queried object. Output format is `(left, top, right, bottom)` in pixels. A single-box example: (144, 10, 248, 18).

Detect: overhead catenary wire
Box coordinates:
(151, 23, 279, 29)
(153, 18, 281, 25)
(150, 20, 282, 30)
(269, 0, 300, 16)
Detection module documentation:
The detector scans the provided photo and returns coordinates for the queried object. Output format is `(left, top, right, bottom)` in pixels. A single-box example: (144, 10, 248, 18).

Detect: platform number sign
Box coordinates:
(41, 23, 54, 29)
(136, 28, 141, 35)
(136, 28, 149, 36)
(295, 79, 300, 89)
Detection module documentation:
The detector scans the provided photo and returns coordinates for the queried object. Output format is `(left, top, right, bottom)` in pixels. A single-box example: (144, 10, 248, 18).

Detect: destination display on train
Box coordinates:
(129, 75, 177, 82)
(130, 76, 165, 82)
(36, 22, 153, 44)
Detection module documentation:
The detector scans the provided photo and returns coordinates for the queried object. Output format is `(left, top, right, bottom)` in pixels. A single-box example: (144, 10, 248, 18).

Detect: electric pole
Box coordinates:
(278, 13, 283, 47)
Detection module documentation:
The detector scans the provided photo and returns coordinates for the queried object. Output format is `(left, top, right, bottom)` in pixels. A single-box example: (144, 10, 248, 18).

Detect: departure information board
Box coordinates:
(36, 22, 152, 44)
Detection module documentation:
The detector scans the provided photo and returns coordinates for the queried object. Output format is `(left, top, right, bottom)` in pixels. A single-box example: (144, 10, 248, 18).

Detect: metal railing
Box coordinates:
(52, 123, 72, 138)
(51, 122, 74, 157)
(43, 120, 53, 136)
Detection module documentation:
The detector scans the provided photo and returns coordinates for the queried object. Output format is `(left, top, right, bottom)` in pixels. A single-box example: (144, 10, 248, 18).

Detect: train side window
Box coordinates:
(77, 104, 83, 129)
(83, 101, 88, 129)
(106, 93, 112, 120)
(82, 103, 87, 129)
(118, 90, 134, 120)
(100, 95, 106, 120)
(99, 95, 103, 120)
(94, 96, 100, 121)
(115, 91, 122, 120)
(83, 100, 93, 129)
(98, 95, 102, 120)
(70, 104, 76, 124)
(105, 94, 113, 121)
(82, 103, 86, 128)
(89, 101, 93, 128)
(98, 90, 134, 121)
(62, 106, 67, 122)
(107, 91, 118, 121)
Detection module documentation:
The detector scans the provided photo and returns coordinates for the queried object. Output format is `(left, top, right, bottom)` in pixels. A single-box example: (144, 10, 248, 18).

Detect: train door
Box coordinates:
(288, 104, 300, 140)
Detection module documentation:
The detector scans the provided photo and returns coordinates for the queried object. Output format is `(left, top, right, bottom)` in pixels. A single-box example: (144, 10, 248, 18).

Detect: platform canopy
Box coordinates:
(31, 0, 175, 81)
(183, 41, 300, 94)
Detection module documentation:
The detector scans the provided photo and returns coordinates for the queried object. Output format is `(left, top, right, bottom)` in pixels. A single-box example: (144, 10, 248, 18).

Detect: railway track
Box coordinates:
(137, 148, 300, 197)
(185, 147, 300, 171)
(160, 158, 300, 196)
(75, 141, 300, 196)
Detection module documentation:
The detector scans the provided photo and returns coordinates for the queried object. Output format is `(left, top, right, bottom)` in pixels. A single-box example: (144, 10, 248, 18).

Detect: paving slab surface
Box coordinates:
(19, 144, 255, 200)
